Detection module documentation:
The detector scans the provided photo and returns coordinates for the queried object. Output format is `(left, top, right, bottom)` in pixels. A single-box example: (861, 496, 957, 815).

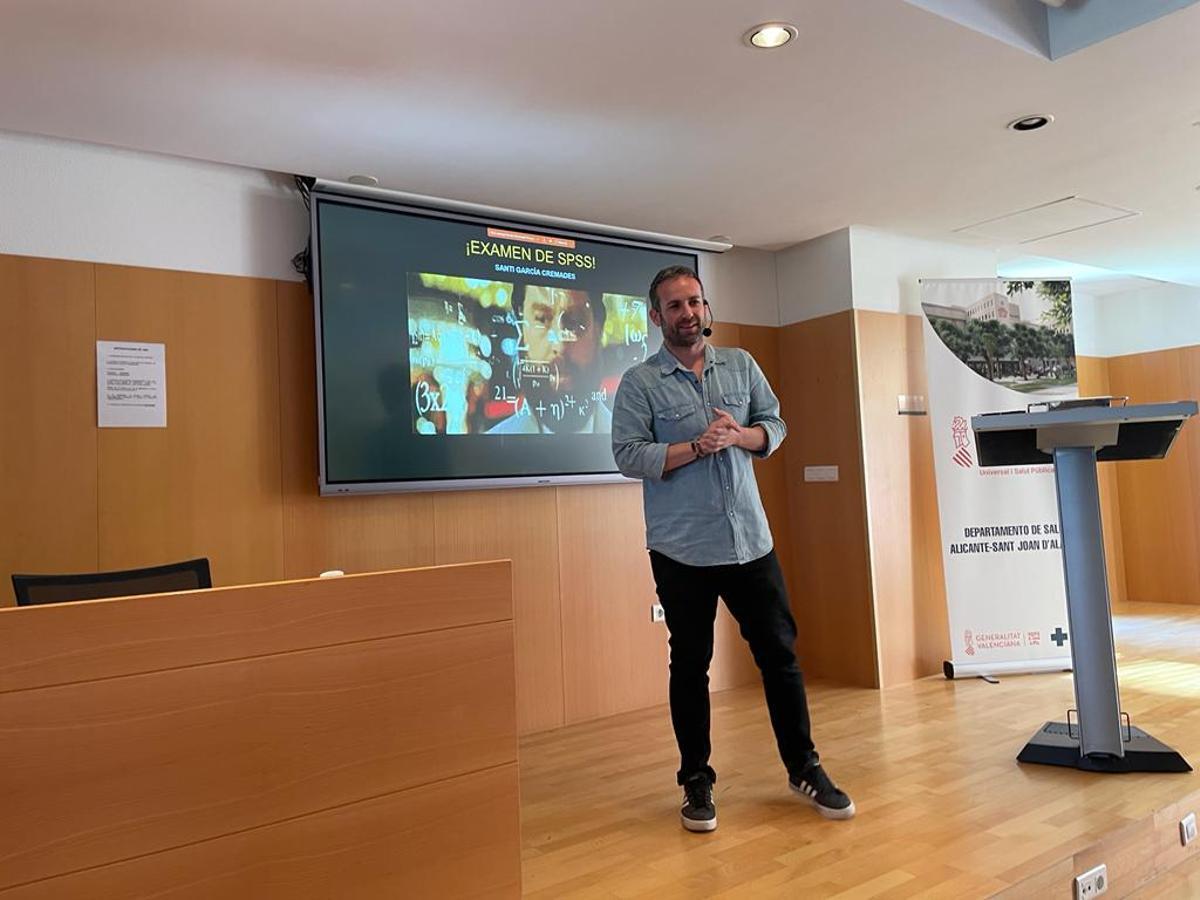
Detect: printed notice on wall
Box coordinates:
(97, 341, 167, 428)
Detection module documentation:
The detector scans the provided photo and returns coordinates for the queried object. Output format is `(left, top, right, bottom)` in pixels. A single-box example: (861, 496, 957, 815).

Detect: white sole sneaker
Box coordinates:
(681, 814, 718, 832)
(789, 780, 856, 820)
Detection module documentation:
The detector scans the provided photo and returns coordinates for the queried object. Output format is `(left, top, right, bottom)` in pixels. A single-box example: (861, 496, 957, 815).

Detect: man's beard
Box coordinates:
(664, 318, 703, 348)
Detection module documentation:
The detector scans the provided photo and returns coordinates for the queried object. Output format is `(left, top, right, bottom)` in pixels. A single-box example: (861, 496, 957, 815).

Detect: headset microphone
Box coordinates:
(701, 298, 714, 338)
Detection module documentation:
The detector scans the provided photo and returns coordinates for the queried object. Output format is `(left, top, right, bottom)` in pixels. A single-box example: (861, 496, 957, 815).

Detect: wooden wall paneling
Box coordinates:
(275, 281, 436, 578)
(0, 562, 513, 693)
(723, 322, 792, 688)
(738, 322, 796, 592)
(1107, 347, 1200, 604)
(1, 765, 522, 900)
(433, 487, 564, 734)
(0, 255, 98, 603)
(705, 322, 741, 346)
(778, 312, 878, 687)
(94, 265, 284, 586)
(709, 604, 761, 694)
(1110, 353, 1170, 602)
(705, 322, 770, 691)
(1186, 345, 1200, 603)
(0, 622, 516, 889)
(556, 483, 668, 722)
(853, 311, 949, 686)
(903, 314, 951, 678)
(1077, 355, 1128, 605)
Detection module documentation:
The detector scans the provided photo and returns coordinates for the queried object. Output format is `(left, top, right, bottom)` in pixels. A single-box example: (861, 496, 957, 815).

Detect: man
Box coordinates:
(489, 285, 611, 434)
(611, 265, 854, 833)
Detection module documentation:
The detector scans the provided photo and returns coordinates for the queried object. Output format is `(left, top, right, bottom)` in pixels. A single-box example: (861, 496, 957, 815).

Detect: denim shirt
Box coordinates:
(611, 343, 786, 567)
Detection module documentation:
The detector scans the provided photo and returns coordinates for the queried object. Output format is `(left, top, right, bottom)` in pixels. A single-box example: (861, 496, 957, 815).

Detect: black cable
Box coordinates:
(294, 174, 314, 211)
(291, 240, 310, 281)
(291, 174, 316, 289)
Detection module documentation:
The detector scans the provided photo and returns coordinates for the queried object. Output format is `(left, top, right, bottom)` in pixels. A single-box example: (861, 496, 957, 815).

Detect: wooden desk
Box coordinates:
(0, 561, 519, 898)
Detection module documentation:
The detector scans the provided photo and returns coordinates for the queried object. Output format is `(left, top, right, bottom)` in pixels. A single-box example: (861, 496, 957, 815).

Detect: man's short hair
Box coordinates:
(648, 265, 704, 313)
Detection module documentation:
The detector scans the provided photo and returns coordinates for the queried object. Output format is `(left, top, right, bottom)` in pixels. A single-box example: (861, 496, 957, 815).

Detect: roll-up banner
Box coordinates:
(920, 278, 1076, 677)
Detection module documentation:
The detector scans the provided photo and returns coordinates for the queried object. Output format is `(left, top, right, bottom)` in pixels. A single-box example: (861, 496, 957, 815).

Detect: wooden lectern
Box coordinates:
(972, 398, 1196, 773)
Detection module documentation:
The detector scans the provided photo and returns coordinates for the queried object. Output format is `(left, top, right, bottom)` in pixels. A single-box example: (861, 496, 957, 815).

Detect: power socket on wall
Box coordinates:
(1182, 812, 1197, 847)
(1074, 863, 1108, 899)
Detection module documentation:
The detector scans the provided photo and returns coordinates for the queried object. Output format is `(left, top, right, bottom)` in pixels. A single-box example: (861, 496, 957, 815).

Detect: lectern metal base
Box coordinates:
(1018, 721, 1192, 773)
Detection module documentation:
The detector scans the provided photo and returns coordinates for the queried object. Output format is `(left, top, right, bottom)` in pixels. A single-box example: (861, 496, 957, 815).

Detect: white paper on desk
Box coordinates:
(97, 341, 167, 428)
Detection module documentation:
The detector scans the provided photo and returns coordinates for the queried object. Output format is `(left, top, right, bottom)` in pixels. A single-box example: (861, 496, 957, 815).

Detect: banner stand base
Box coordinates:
(943, 657, 1072, 680)
(1017, 721, 1192, 773)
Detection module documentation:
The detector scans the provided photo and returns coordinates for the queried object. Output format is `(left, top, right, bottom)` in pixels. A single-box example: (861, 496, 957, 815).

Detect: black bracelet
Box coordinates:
(691, 439, 704, 458)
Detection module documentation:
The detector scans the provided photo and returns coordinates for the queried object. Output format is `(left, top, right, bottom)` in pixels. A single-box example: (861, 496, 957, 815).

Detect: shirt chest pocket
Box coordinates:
(653, 402, 701, 443)
(720, 391, 750, 426)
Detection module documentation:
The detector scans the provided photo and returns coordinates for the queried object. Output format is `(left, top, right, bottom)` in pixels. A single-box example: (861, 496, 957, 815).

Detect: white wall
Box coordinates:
(775, 228, 853, 325)
(848, 226, 999, 315)
(699, 246, 779, 327)
(0, 130, 308, 281)
(2, 131, 1066, 339)
(774, 226, 1001, 324)
(1073, 282, 1200, 358)
(0, 130, 786, 328)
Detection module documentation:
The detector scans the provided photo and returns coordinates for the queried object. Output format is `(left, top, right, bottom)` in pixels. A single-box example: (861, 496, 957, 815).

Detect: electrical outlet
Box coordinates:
(650, 603, 665, 623)
(1182, 812, 1197, 847)
(1074, 863, 1108, 899)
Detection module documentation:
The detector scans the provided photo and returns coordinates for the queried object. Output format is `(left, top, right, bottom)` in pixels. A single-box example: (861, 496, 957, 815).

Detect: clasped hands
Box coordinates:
(695, 408, 745, 456)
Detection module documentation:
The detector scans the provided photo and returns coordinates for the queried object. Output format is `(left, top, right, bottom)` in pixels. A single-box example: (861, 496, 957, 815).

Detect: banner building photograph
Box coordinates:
(1, 1, 1199, 897)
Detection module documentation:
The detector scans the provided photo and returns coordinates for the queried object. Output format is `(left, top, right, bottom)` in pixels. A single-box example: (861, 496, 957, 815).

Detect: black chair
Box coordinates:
(11, 558, 212, 607)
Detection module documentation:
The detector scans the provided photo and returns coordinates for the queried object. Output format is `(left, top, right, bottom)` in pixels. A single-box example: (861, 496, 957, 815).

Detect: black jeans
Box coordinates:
(649, 549, 817, 785)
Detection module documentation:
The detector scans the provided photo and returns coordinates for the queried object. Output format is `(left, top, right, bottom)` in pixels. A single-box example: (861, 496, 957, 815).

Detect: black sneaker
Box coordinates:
(789, 764, 855, 819)
(680, 773, 717, 832)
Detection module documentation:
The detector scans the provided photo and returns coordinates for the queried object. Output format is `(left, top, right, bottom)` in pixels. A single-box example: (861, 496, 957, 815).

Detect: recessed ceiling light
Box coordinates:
(744, 22, 798, 49)
(1007, 114, 1054, 132)
(347, 174, 379, 186)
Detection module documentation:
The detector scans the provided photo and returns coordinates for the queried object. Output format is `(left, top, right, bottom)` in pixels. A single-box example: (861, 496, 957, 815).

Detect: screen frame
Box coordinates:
(310, 184, 718, 496)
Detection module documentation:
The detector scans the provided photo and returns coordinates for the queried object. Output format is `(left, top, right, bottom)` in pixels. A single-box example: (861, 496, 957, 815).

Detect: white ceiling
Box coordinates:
(1, 1, 1199, 285)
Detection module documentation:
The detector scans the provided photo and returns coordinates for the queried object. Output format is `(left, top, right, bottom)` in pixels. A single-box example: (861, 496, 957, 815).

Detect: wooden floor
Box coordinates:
(519, 602, 1200, 898)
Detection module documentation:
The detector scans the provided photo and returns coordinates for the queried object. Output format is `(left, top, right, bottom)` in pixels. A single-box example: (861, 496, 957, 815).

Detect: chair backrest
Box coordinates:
(11, 558, 212, 607)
